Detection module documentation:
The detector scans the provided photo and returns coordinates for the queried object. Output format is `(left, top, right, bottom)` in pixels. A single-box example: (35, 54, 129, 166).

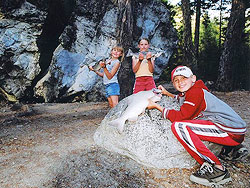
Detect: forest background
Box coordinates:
(160, 0, 250, 91)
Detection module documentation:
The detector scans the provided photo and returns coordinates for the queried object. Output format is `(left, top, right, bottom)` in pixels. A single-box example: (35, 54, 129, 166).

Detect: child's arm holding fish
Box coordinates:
(146, 52, 154, 73)
(89, 59, 114, 78)
(158, 85, 175, 98)
(147, 99, 164, 112)
(147, 85, 175, 111)
(132, 53, 144, 73)
(132, 52, 155, 73)
(89, 64, 104, 77)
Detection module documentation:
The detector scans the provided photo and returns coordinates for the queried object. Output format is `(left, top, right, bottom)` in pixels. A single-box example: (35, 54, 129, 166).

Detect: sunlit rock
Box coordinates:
(94, 96, 223, 169)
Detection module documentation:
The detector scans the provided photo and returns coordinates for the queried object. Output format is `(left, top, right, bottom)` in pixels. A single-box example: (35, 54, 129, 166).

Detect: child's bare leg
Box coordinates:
(107, 97, 113, 108)
(110, 95, 119, 108)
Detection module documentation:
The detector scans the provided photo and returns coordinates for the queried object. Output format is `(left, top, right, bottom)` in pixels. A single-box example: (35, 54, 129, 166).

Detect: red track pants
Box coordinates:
(171, 120, 241, 165)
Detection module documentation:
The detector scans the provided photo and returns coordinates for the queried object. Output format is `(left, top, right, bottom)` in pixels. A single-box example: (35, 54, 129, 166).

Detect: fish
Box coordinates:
(88, 57, 110, 71)
(90, 61, 103, 71)
(126, 48, 163, 59)
(109, 88, 162, 133)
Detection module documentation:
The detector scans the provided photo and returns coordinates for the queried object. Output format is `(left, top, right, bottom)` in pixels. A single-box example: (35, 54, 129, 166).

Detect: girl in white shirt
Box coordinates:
(132, 38, 156, 93)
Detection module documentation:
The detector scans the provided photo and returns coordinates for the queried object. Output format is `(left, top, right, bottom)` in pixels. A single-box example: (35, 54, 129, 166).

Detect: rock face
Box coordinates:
(0, 0, 178, 102)
(34, 0, 178, 102)
(94, 96, 223, 169)
(0, 1, 47, 100)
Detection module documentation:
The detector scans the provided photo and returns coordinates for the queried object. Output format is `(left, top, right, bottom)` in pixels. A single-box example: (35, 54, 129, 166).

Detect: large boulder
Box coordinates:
(94, 96, 223, 169)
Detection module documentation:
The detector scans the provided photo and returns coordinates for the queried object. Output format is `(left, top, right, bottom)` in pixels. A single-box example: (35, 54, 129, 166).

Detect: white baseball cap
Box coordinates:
(171, 66, 193, 81)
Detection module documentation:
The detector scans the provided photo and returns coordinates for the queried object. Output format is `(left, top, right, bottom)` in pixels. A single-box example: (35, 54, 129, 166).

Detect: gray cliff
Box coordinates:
(0, 0, 177, 102)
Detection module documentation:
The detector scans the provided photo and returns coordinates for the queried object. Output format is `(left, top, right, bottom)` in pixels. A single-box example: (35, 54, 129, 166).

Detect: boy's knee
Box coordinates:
(171, 121, 186, 134)
(171, 121, 178, 132)
(171, 121, 183, 139)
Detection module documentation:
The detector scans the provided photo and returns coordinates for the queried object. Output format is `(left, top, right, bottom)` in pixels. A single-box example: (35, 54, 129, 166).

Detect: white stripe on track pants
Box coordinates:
(171, 119, 241, 165)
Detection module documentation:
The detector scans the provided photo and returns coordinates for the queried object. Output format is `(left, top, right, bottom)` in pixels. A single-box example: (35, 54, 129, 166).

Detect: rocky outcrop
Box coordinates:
(0, 0, 178, 103)
(94, 96, 223, 169)
(0, 1, 47, 100)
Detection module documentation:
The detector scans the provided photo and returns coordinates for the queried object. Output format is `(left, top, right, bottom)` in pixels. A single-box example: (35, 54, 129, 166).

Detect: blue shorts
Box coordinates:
(105, 82, 120, 98)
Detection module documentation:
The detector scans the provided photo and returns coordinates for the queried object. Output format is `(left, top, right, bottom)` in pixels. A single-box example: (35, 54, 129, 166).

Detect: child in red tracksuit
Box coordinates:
(147, 65, 248, 187)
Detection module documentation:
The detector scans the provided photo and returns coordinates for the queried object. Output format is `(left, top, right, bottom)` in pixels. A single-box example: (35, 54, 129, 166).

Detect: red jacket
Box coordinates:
(163, 80, 208, 122)
(162, 80, 246, 138)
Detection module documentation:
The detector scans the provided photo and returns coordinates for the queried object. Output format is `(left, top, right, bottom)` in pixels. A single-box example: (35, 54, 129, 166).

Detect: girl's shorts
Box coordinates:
(105, 82, 120, 98)
(133, 76, 156, 94)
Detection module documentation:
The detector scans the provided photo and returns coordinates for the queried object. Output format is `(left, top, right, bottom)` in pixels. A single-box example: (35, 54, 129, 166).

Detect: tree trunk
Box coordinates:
(194, 0, 201, 59)
(216, 0, 246, 91)
(219, 0, 223, 50)
(181, 0, 197, 71)
(116, 0, 135, 99)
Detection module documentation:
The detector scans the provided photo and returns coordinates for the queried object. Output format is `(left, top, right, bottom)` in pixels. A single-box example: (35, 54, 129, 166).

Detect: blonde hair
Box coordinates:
(111, 45, 124, 62)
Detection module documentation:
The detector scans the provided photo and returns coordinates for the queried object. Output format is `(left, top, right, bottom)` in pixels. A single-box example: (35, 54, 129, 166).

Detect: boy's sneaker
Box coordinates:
(219, 144, 248, 161)
(218, 146, 234, 161)
(231, 144, 248, 161)
(190, 162, 232, 187)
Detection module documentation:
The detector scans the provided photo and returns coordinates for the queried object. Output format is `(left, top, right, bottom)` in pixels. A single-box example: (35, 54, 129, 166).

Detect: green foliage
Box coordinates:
(198, 13, 220, 82)
(246, 9, 250, 44)
(160, 0, 250, 90)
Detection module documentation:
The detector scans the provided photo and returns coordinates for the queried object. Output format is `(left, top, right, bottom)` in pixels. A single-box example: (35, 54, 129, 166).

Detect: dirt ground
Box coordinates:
(0, 91, 250, 188)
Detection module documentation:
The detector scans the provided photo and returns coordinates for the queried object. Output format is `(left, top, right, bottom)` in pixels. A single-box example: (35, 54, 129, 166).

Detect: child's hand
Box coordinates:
(139, 53, 144, 61)
(146, 52, 152, 60)
(99, 61, 106, 68)
(89, 66, 94, 71)
(106, 59, 112, 65)
(147, 99, 157, 110)
(158, 85, 168, 95)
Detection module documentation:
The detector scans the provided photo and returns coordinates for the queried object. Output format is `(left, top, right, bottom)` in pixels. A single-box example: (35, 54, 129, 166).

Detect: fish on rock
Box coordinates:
(110, 88, 162, 133)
